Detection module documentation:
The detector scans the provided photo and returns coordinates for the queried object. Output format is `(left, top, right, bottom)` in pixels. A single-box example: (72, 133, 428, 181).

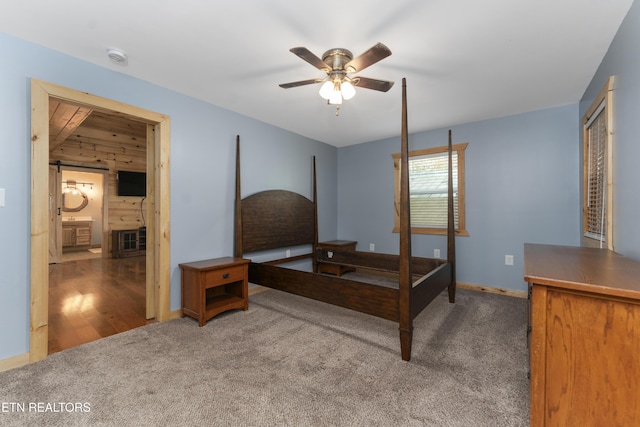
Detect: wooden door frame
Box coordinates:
(30, 79, 171, 362)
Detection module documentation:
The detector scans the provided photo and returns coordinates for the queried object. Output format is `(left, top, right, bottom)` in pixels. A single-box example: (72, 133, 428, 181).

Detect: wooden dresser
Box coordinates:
(179, 257, 250, 326)
(524, 244, 640, 427)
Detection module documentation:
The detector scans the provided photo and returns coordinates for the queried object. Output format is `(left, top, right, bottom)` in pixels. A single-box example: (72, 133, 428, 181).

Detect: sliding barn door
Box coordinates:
(48, 165, 62, 264)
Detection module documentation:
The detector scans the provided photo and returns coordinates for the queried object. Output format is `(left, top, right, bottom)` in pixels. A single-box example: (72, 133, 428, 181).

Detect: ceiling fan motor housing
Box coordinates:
(322, 49, 353, 72)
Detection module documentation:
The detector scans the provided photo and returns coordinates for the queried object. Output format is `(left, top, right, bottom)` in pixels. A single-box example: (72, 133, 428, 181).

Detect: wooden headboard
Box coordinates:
(234, 136, 319, 258)
(240, 189, 315, 253)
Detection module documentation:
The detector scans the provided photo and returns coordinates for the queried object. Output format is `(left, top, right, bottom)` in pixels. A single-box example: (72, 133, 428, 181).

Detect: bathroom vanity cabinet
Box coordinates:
(62, 220, 93, 249)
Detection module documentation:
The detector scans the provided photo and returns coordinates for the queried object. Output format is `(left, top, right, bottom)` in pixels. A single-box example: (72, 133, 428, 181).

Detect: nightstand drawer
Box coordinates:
(205, 265, 245, 287)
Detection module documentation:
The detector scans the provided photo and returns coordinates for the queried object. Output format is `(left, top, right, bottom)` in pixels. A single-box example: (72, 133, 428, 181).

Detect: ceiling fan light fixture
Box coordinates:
(341, 80, 356, 100)
(319, 80, 334, 100)
(328, 90, 343, 105)
(319, 79, 353, 105)
(327, 81, 343, 105)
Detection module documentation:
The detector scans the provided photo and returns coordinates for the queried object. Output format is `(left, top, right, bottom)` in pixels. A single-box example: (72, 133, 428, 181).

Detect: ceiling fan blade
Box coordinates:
(289, 47, 330, 72)
(344, 42, 392, 73)
(352, 77, 394, 92)
(279, 78, 325, 89)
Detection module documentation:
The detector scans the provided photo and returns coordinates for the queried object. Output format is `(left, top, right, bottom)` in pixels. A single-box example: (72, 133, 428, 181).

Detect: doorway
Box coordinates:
(30, 79, 171, 362)
(49, 168, 107, 263)
(60, 169, 105, 261)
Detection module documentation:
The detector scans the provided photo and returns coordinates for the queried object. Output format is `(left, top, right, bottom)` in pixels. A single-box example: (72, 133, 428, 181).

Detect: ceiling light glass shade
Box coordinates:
(328, 87, 343, 105)
(320, 79, 350, 105)
(341, 81, 356, 100)
(319, 81, 334, 100)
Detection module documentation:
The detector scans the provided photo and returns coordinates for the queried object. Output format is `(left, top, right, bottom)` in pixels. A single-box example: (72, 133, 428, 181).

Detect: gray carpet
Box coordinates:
(0, 288, 529, 426)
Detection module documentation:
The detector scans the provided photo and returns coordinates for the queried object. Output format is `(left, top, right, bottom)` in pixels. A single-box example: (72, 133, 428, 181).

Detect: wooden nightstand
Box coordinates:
(317, 240, 357, 276)
(179, 257, 250, 326)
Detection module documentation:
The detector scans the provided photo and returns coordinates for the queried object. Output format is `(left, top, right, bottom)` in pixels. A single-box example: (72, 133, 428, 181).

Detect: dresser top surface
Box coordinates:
(524, 244, 640, 299)
(179, 256, 250, 271)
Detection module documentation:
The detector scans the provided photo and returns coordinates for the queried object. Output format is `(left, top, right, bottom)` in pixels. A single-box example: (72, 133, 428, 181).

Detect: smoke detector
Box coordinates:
(107, 48, 128, 65)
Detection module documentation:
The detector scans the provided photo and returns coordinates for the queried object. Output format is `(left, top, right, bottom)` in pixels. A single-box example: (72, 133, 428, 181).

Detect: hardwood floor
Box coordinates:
(48, 256, 154, 354)
(60, 248, 103, 262)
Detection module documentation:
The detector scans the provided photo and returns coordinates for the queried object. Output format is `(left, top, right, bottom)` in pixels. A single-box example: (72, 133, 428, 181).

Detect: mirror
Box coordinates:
(62, 188, 89, 212)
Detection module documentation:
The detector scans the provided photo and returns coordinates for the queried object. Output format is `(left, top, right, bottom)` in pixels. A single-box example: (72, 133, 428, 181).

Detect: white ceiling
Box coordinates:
(0, 0, 633, 147)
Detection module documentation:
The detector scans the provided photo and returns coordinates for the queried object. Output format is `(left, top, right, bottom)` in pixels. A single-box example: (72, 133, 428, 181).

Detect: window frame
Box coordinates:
(582, 76, 614, 250)
(392, 142, 469, 236)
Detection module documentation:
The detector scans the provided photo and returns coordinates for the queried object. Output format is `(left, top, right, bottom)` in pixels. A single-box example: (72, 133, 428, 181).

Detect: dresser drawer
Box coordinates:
(75, 227, 92, 245)
(204, 265, 245, 287)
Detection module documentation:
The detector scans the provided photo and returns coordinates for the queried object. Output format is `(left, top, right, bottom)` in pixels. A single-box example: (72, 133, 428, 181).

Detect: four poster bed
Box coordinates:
(233, 79, 456, 361)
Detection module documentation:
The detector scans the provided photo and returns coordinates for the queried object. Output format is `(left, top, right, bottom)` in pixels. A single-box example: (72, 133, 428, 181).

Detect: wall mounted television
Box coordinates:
(117, 170, 146, 197)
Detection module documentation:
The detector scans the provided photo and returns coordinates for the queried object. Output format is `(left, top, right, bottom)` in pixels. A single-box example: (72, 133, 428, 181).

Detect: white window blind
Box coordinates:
(584, 107, 606, 244)
(408, 152, 458, 228)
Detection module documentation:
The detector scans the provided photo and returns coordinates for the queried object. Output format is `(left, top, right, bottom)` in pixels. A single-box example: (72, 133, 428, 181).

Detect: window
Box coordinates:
(392, 142, 468, 236)
(582, 77, 614, 249)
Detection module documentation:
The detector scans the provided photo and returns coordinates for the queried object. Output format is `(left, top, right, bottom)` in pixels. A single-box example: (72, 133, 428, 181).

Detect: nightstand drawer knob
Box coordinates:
(223, 273, 230, 279)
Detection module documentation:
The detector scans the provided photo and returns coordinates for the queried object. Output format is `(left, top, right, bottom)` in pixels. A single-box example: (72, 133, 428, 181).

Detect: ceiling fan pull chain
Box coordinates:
(335, 105, 340, 116)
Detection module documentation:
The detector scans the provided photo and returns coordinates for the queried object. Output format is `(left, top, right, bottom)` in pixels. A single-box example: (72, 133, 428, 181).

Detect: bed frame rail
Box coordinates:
(316, 248, 444, 276)
(410, 263, 452, 319)
(249, 263, 399, 321)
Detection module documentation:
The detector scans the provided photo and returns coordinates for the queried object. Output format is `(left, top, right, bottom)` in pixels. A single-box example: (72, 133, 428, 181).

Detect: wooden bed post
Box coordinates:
(447, 130, 457, 303)
(312, 156, 319, 273)
(234, 135, 243, 259)
(399, 78, 413, 361)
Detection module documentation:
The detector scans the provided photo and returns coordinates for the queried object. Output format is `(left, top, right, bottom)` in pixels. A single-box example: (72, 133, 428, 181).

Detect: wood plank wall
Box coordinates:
(49, 111, 147, 254)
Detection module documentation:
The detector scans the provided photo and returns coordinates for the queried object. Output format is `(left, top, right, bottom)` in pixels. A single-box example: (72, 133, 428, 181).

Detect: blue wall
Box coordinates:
(3, 0, 640, 361)
(0, 33, 337, 360)
(337, 105, 580, 292)
(580, 0, 640, 260)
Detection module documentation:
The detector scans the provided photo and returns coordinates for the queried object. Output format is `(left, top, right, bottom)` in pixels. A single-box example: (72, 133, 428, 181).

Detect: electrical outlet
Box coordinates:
(434, 249, 440, 258)
(285, 249, 291, 258)
(369, 243, 375, 252)
(505, 255, 514, 266)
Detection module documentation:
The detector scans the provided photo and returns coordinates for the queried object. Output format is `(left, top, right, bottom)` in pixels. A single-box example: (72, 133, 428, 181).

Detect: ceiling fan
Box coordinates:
(279, 42, 394, 110)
